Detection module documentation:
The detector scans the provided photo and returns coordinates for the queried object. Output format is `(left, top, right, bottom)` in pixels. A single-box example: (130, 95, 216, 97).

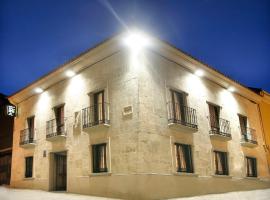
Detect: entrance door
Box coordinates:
(54, 152, 66, 191)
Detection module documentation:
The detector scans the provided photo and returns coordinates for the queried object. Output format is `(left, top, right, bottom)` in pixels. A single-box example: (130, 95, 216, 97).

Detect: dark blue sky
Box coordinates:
(1, 0, 269, 95)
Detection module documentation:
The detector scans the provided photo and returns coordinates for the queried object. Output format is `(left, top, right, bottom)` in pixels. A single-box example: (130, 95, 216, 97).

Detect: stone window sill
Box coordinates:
(23, 177, 35, 180)
(89, 172, 112, 177)
(244, 176, 258, 180)
(173, 172, 198, 177)
(212, 174, 232, 179)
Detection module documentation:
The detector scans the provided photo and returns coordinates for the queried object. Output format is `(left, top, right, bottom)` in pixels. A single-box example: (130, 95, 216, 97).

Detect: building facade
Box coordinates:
(249, 88, 270, 172)
(9, 33, 270, 199)
(0, 93, 15, 185)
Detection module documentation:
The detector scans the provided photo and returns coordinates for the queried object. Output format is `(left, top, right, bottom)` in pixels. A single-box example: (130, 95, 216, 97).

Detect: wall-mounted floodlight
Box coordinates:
(194, 70, 204, 77)
(123, 31, 150, 50)
(66, 70, 75, 77)
(35, 87, 43, 94)
(228, 87, 235, 92)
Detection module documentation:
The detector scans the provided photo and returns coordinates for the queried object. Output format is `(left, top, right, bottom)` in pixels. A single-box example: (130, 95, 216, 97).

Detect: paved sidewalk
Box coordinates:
(0, 187, 119, 200)
(0, 187, 269, 200)
(171, 189, 270, 200)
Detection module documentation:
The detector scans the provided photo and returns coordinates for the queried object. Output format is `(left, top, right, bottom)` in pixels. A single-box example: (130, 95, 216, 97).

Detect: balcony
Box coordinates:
(209, 118, 232, 141)
(20, 128, 36, 148)
(82, 103, 110, 130)
(46, 118, 67, 141)
(241, 128, 258, 147)
(167, 102, 198, 133)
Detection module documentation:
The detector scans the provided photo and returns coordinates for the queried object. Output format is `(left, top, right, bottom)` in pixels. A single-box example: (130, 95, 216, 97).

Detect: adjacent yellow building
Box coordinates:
(8, 32, 270, 199)
(250, 88, 270, 172)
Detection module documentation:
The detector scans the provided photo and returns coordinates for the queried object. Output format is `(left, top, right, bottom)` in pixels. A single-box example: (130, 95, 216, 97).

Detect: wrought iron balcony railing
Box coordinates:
(46, 118, 67, 139)
(209, 117, 231, 138)
(167, 102, 198, 129)
(20, 128, 36, 145)
(82, 103, 110, 129)
(241, 127, 257, 144)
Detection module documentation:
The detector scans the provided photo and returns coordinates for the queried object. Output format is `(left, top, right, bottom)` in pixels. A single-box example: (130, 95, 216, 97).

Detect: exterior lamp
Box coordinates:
(66, 70, 75, 77)
(228, 87, 235, 92)
(35, 87, 43, 94)
(123, 31, 150, 50)
(194, 70, 204, 77)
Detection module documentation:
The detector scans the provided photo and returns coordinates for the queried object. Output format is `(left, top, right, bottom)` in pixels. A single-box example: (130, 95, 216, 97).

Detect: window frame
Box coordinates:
(174, 143, 194, 173)
(246, 156, 257, 177)
(213, 150, 229, 176)
(92, 143, 108, 173)
(25, 156, 33, 178)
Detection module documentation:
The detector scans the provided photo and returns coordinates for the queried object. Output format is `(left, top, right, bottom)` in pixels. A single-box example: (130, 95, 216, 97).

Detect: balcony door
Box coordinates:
(208, 104, 220, 132)
(54, 105, 64, 134)
(171, 90, 187, 123)
(27, 116, 35, 142)
(239, 115, 248, 135)
(93, 91, 105, 124)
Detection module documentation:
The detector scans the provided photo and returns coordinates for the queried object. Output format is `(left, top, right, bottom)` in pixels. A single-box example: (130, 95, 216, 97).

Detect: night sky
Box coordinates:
(1, 0, 269, 96)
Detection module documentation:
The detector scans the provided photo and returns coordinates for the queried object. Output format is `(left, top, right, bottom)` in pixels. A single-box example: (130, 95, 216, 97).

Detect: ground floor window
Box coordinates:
(214, 151, 228, 175)
(175, 143, 193, 173)
(25, 156, 33, 178)
(92, 143, 107, 173)
(246, 157, 257, 177)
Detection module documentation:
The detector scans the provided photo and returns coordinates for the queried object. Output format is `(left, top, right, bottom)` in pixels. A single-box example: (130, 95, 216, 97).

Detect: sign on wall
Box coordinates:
(6, 104, 16, 117)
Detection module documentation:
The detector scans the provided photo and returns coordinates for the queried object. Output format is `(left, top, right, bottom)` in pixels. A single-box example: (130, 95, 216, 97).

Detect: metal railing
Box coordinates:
(46, 118, 67, 139)
(241, 127, 257, 144)
(82, 103, 110, 128)
(167, 102, 198, 129)
(20, 128, 36, 145)
(209, 117, 231, 137)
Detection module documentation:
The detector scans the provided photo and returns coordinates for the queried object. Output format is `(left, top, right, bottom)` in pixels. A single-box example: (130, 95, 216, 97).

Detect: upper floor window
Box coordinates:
(54, 105, 65, 134)
(171, 90, 187, 123)
(175, 143, 193, 173)
(246, 157, 257, 177)
(238, 115, 248, 135)
(93, 91, 105, 124)
(208, 103, 220, 132)
(25, 156, 33, 178)
(92, 143, 107, 173)
(214, 151, 228, 175)
(167, 90, 198, 130)
(27, 116, 35, 142)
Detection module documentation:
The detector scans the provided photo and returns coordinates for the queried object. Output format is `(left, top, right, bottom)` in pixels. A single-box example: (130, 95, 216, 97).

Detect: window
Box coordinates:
(25, 156, 33, 178)
(246, 157, 257, 177)
(171, 90, 187, 123)
(175, 143, 193, 173)
(27, 116, 35, 142)
(214, 151, 228, 175)
(92, 143, 107, 173)
(238, 115, 248, 135)
(54, 105, 64, 133)
(208, 103, 220, 132)
(93, 91, 105, 124)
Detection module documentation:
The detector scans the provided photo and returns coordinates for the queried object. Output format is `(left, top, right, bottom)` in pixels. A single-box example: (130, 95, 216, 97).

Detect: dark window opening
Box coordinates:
(246, 157, 257, 177)
(93, 91, 105, 125)
(54, 105, 64, 134)
(27, 116, 35, 143)
(92, 143, 107, 173)
(208, 104, 220, 132)
(175, 143, 193, 173)
(25, 156, 33, 178)
(214, 151, 228, 175)
(239, 115, 248, 135)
